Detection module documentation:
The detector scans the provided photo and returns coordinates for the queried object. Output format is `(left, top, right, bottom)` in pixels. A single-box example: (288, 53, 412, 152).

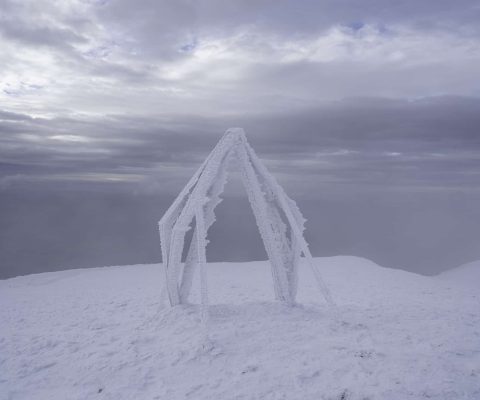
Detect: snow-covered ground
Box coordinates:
(1, 256, 479, 400)
(437, 260, 480, 291)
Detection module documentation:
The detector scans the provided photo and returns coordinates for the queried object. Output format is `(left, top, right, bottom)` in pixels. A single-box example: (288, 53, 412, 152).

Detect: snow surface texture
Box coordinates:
(437, 260, 480, 291)
(159, 128, 332, 308)
(1, 256, 479, 400)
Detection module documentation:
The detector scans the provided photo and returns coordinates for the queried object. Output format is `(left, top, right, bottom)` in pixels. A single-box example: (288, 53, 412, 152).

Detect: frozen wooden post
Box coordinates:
(158, 128, 334, 310)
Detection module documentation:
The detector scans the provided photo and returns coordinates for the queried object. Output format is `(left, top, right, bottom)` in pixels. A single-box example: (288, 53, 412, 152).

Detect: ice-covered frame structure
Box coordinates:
(159, 128, 334, 308)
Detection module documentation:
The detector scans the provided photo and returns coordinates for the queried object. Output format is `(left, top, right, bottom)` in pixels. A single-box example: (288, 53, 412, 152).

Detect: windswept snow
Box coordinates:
(437, 260, 480, 291)
(1, 257, 479, 400)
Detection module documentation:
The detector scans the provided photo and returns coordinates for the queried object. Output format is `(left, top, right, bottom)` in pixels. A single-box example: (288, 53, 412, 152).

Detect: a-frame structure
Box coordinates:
(159, 128, 333, 309)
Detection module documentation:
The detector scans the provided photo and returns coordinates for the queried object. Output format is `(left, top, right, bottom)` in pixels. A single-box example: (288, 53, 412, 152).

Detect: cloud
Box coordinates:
(0, 1, 479, 193)
(1, 96, 479, 195)
(1, 0, 480, 277)
(1, 0, 480, 118)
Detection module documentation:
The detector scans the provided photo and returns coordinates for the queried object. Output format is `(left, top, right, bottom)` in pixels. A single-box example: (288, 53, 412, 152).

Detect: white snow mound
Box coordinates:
(1, 256, 479, 400)
(437, 259, 480, 290)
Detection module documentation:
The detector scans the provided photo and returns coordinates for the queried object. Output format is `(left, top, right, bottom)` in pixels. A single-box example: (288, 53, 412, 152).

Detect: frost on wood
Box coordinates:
(158, 128, 333, 307)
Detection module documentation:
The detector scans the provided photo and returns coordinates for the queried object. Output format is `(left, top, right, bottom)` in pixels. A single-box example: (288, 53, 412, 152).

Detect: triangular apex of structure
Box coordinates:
(158, 128, 334, 308)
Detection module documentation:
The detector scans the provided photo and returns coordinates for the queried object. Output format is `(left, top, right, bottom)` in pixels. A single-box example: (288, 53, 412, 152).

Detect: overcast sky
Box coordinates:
(1, 0, 480, 279)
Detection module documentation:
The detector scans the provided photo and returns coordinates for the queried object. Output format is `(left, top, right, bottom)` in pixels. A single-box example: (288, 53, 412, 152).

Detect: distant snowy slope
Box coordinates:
(437, 259, 480, 290)
(1, 256, 479, 400)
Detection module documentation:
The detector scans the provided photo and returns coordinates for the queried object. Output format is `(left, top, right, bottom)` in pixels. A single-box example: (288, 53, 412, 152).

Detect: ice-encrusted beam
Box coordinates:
(179, 151, 231, 303)
(158, 127, 334, 308)
(162, 131, 239, 305)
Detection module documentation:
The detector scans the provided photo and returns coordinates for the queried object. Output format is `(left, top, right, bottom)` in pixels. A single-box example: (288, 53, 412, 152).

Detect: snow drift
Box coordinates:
(1, 257, 479, 400)
(437, 259, 480, 291)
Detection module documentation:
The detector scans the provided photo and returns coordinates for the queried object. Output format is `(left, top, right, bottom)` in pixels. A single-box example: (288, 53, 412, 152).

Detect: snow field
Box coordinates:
(1, 256, 479, 399)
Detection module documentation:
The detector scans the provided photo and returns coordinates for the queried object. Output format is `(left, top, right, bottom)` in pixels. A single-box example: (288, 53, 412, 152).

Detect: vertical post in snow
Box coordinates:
(195, 202, 210, 342)
(158, 149, 213, 306)
(158, 128, 336, 313)
(235, 143, 292, 304)
(278, 195, 335, 307)
(158, 267, 168, 308)
(180, 149, 232, 304)
(244, 141, 334, 307)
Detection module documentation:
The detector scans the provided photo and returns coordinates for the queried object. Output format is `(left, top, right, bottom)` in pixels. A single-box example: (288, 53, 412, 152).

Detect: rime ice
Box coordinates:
(158, 128, 333, 309)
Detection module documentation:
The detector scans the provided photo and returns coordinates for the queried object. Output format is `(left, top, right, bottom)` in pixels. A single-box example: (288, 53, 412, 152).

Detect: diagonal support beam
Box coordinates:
(158, 128, 334, 309)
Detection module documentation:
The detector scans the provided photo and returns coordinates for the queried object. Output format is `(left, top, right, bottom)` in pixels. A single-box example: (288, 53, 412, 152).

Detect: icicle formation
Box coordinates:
(158, 128, 334, 307)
